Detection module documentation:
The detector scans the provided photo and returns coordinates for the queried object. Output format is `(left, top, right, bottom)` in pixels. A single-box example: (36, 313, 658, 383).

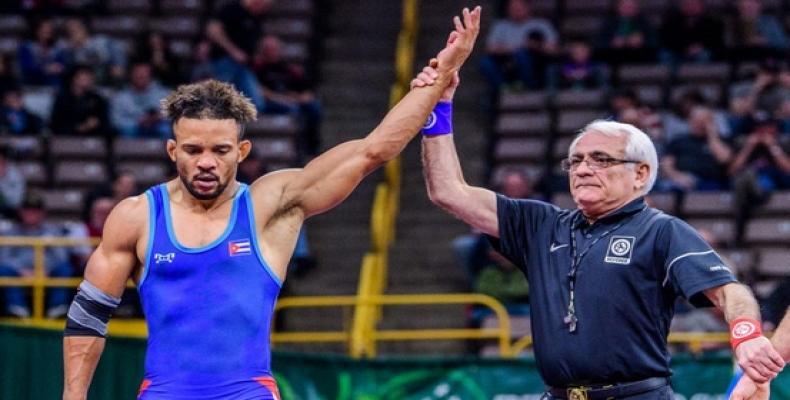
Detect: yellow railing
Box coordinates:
(273, 293, 512, 357)
(0, 236, 101, 320)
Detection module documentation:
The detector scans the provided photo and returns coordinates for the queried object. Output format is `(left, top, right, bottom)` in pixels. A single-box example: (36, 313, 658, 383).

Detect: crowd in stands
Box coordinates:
(468, 0, 790, 355)
(0, 0, 319, 318)
(0, 1, 321, 147)
(482, 0, 788, 92)
(484, 0, 790, 237)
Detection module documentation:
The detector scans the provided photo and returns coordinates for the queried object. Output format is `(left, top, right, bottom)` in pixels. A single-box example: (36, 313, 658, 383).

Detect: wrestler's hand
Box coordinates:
(410, 64, 459, 103)
(434, 6, 481, 73)
(730, 374, 770, 400)
(736, 336, 785, 383)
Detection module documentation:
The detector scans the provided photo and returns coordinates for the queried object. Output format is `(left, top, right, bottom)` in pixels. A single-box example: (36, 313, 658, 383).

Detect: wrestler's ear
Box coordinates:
(166, 139, 177, 162)
(238, 139, 252, 163)
(167, 119, 179, 162)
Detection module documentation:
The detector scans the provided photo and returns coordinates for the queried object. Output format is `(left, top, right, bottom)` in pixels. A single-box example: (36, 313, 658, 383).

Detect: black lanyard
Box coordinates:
(564, 213, 638, 333)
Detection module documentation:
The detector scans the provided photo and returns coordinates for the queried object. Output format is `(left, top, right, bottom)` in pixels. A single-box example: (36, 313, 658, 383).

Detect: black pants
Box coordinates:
(542, 385, 674, 400)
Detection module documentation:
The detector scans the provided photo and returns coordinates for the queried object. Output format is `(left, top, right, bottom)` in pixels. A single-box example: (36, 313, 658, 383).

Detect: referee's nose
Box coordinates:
(573, 158, 595, 177)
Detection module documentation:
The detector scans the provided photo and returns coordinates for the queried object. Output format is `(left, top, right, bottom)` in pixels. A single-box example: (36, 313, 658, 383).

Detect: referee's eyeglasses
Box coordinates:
(561, 153, 641, 172)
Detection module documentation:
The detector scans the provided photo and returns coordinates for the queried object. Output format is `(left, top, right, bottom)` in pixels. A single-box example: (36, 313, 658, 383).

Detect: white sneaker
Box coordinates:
(46, 304, 69, 319)
(8, 305, 31, 318)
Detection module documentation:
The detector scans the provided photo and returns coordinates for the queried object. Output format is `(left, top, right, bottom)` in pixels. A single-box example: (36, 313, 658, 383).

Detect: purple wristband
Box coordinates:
(422, 102, 453, 136)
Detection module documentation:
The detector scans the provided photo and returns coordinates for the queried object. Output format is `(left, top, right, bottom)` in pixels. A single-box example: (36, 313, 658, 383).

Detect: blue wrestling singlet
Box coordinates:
(137, 183, 282, 400)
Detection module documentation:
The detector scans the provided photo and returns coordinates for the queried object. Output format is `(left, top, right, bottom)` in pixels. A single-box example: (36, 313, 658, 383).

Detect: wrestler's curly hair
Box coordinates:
(161, 79, 257, 138)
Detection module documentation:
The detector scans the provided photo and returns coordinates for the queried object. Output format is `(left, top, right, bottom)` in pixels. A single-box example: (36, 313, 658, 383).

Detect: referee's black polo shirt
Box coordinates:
(489, 195, 736, 387)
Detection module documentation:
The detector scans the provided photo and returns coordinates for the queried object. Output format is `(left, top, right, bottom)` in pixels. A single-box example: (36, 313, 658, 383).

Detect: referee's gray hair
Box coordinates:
(568, 120, 659, 195)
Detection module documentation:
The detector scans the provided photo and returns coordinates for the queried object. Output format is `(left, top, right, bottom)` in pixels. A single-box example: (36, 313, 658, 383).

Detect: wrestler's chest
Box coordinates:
(169, 207, 234, 248)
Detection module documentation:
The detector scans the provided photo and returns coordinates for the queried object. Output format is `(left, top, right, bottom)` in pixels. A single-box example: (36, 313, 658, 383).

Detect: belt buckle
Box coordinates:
(567, 387, 589, 400)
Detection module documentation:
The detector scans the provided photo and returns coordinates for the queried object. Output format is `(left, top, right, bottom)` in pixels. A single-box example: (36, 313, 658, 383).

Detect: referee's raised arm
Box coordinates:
(416, 63, 498, 238)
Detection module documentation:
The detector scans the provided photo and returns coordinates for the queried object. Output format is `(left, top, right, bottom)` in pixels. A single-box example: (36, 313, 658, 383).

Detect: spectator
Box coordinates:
(189, 39, 215, 82)
(494, 166, 538, 200)
(133, 32, 183, 87)
(556, 40, 607, 90)
(607, 88, 640, 117)
(110, 170, 139, 201)
(658, 0, 724, 63)
(620, 110, 664, 152)
(17, 18, 67, 87)
(620, 106, 661, 137)
(596, 0, 657, 63)
(661, 106, 733, 191)
(0, 87, 43, 135)
(465, 170, 533, 349)
(110, 62, 171, 138)
(253, 35, 322, 156)
(663, 88, 731, 141)
(516, 31, 554, 90)
(607, 89, 663, 147)
(729, 59, 789, 133)
(474, 249, 529, 309)
(61, 18, 127, 86)
(206, 0, 271, 111)
(730, 117, 790, 244)
(0, 145, 26, 217)
(49, 66, 110, 136)
(82, 170, 139, 222)
(473, 248, 529, 318)
(479, 0, 557, 90)
(66, 195, 115, 270)
(0, 193, 74, 318)
(453, 167, 538, 286)
(726, 0, 789, 59)
(83, 196, 113, 238)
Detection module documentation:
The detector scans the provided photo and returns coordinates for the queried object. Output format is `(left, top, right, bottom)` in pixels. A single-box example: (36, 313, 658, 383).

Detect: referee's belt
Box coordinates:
(548, 377, 670, 400)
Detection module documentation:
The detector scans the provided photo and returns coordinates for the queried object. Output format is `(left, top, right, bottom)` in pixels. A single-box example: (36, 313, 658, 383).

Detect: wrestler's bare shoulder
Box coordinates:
(103, 194, 150, 245)
(247, 169, 303, 212)
(248, 168, 301, 195)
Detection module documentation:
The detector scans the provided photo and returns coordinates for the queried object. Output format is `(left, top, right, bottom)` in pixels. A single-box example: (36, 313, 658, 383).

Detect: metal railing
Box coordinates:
(272, 293, 512, 357)
(0, 236, 100, 319)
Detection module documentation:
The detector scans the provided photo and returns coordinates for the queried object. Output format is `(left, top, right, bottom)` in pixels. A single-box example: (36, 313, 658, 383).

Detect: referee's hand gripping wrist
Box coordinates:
(410, 60, 460, 103)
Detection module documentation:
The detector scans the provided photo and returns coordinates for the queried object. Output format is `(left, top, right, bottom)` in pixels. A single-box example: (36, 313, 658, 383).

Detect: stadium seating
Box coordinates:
(0, 0, 316, 226)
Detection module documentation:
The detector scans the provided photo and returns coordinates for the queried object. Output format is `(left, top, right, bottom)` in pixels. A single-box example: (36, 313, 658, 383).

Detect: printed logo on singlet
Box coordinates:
(154, 253, 175, 263)
(229, 239, 251, 256)
(604, 236, 635, 265)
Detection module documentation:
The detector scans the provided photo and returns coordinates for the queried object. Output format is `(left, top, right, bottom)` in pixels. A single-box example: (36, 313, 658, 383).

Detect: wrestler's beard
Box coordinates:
(180, 172, 228, 201)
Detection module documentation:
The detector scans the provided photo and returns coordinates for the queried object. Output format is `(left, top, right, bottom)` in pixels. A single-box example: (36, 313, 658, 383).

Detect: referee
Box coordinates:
(412, 68, 785, 399)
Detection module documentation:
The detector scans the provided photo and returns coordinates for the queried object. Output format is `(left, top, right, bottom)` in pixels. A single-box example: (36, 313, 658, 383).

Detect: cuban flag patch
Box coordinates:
(229, 239, 252, 257)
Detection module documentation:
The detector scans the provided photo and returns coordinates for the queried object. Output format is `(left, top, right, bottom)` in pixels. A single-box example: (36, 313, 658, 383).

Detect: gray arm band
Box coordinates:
(64, 280, 121, 337)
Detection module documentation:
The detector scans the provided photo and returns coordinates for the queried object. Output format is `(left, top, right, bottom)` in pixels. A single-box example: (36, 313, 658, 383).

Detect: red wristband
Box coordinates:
(730, 317, 763, 350)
